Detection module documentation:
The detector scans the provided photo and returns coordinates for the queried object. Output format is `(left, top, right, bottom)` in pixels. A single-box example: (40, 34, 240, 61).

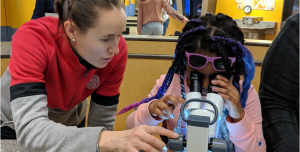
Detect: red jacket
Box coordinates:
(9, 17, 128, 110)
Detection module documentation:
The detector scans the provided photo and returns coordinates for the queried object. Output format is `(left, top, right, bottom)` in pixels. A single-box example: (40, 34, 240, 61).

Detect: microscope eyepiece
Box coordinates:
(189, 72, 203, 93)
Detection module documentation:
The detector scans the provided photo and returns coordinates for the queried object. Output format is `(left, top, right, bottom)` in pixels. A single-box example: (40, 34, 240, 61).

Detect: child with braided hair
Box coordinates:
(118, 13, 266, 152)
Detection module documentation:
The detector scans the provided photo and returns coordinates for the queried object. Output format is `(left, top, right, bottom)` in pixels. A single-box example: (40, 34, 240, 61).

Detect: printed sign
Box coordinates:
(237, 0, 275, 11)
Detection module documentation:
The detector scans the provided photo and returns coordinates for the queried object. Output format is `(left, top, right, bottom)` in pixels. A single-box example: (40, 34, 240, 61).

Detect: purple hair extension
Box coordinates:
(188, 19, 202, 24)
(206, 12, 214, 15)
(177, 26, 205, 48)
(115, 97, 150, 115)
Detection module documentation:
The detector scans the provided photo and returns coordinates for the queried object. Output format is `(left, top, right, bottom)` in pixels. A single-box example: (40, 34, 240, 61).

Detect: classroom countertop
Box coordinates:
(1, 42, 11, 58)
(0, 37, 272, 58)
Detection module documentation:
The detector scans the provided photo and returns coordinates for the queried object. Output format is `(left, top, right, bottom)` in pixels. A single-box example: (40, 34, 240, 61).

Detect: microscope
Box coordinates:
(168, 72, 228, 152)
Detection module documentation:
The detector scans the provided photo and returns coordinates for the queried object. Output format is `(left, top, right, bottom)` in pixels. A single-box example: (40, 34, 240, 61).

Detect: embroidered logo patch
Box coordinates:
(86, 75, 100, 89)
(257, 140, 262, 146)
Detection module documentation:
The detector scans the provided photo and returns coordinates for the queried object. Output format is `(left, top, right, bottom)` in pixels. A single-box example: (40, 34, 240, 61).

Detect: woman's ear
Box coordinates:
(64, 21, 76, 40)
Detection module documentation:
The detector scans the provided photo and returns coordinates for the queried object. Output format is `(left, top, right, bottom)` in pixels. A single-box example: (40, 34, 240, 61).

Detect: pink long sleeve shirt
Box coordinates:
(126, 73, 266, 152)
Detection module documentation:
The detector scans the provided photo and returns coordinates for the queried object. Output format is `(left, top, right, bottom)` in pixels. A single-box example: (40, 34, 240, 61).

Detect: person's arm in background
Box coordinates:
(162, 0, 188, 23)
(137, 2, 143, 35)
(32, 0, 54, 19)
(88, 36, 128, 131)
(259, 13, 299, 152)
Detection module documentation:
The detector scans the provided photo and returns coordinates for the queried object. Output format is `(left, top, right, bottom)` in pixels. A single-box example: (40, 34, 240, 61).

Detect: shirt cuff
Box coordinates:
(225, 109, 254, 138)
(137, 99, 164, 126)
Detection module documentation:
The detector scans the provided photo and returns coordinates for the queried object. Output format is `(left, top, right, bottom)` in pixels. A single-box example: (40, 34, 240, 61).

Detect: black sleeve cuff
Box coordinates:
(91, 92, 119, 106)
(10, 82, 47, 101)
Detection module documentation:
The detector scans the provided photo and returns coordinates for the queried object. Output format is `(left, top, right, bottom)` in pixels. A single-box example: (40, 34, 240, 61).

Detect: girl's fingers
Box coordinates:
(164, 108, 175, 119)
(218, 93, 240, 107)
(213, 86, 239, 102)
(157, 102, 175, 119)
(163, 95, 185, 107)
(216, 75, 230, 83)
(151, 106, 168, 119)
(211, 79, 239, 97)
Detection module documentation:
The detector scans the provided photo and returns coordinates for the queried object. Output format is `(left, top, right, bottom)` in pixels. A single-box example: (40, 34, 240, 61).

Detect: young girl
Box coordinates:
(118, 13, 266, 152)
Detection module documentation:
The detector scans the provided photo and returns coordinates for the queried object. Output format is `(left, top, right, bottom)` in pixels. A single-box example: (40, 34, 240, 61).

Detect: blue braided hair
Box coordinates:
(211, 36, 255, 108)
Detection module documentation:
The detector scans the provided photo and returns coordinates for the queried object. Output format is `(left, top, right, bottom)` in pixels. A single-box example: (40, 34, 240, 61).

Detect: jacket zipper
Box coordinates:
(68, 68, 88, 107)
(85, 69, 89, 77)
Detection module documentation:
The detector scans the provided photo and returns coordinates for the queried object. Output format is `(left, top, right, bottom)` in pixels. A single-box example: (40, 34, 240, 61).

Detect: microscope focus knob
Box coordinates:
(208, 138, 228, 152)
(168, 134, 186, 151)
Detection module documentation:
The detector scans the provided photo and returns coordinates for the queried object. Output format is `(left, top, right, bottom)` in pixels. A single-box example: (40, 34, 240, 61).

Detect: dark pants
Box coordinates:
(1, 122, 16, 139)
(1, 118, 86, 139)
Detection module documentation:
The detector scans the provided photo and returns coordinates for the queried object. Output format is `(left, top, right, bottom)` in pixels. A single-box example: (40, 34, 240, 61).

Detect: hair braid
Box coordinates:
(215, 41, 233, 79)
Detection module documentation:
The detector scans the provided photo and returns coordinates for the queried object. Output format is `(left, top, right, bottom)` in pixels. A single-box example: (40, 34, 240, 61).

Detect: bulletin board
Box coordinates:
(236, 0, 275, 11)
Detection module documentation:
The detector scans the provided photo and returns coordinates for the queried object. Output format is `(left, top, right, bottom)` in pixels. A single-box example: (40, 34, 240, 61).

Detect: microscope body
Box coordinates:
(185, 92, 225, 151)
(168, 72, 227, 152)
(185, 91, 212, 152)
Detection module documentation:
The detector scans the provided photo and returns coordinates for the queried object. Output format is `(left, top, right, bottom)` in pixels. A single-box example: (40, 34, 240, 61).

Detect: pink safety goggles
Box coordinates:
(185, 51, 236, 72)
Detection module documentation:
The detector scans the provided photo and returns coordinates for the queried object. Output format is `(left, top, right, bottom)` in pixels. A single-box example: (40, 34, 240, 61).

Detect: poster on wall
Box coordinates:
(236, 0, 275, 11)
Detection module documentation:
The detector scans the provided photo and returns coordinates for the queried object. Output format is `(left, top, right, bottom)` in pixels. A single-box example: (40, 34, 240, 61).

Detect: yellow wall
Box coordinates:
(215, 0, 284, 40)
(165, 17, 185, 36)
(1, 58, 10, 77)
(1, 0, 35, 41)
(125, 0, 135, 6)
(1, 0, 7, 26)
(1, 0, 36, 28)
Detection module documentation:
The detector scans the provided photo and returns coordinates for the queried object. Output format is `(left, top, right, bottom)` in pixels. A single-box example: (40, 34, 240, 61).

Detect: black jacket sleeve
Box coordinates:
(259, 13, 299, 152)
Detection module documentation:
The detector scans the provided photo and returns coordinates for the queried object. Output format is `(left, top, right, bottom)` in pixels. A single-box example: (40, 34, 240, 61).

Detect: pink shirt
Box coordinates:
(126, 73, 266, 152)
(138, 0, 187, 35)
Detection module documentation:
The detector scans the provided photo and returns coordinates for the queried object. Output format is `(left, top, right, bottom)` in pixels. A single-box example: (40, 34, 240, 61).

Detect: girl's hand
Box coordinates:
(211, 75, 245, 122)
(149, 95, 185, 120)
(98, 125, 179, 152)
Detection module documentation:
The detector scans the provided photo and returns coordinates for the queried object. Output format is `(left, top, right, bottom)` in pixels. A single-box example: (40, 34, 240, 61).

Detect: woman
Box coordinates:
(138, 0, 189, 35)
(0, 0, 178, 151)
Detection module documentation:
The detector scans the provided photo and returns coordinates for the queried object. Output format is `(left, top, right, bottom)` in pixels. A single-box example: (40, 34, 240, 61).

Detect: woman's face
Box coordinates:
(185, 52, 220, 96)
(72, 7, 127, 68)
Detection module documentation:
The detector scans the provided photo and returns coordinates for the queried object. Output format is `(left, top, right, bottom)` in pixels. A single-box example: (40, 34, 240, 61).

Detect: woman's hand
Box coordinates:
(211, 75, 245, 122)
(149, 95, 185, 120)
(98, 125, 179, 152)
